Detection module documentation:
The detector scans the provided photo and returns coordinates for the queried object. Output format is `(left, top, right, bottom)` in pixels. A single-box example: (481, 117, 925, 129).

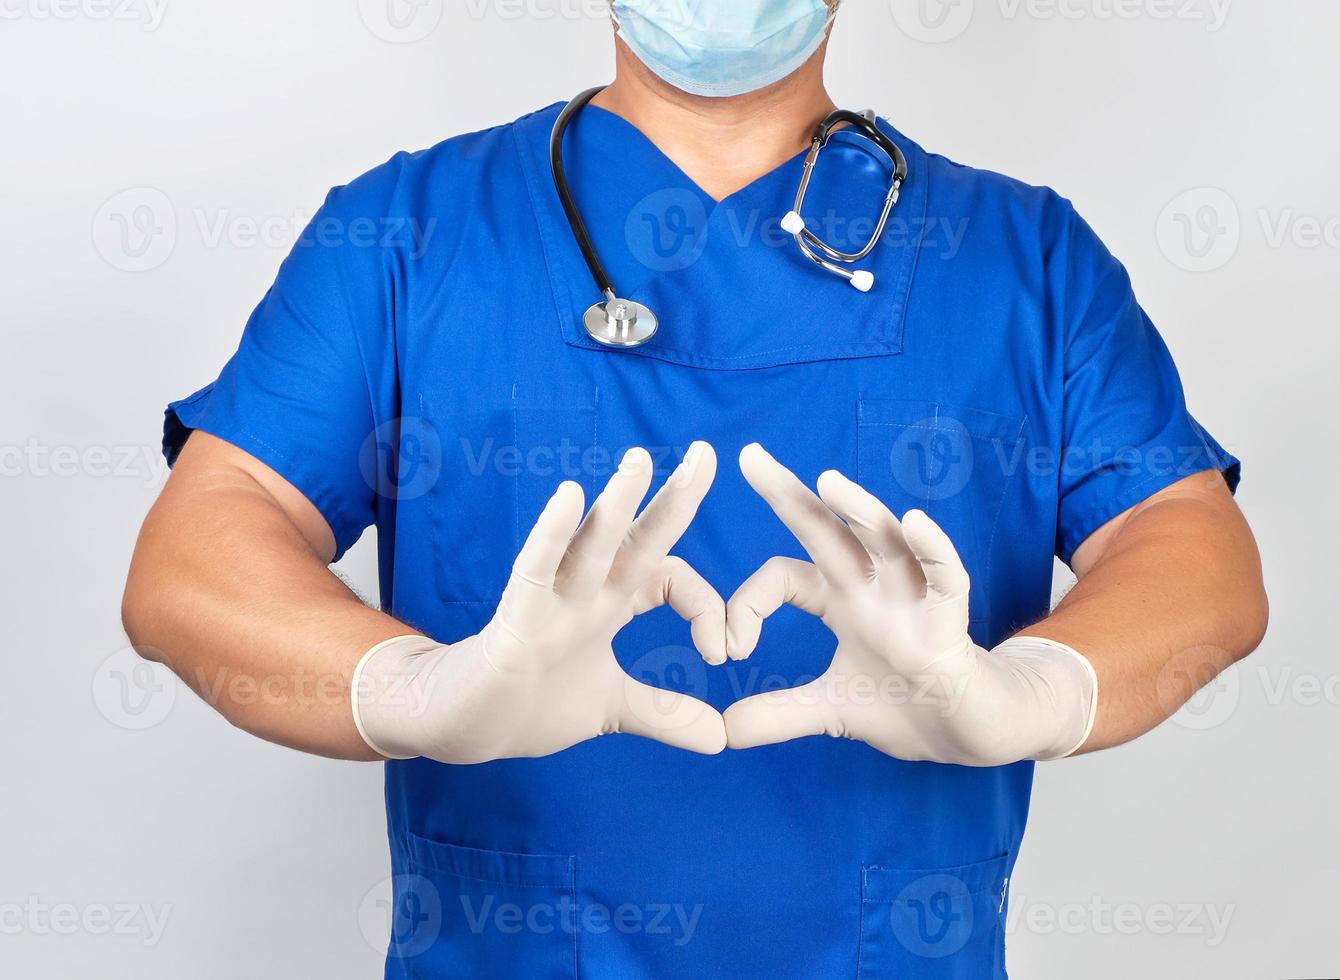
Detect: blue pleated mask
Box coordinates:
(611, 0, 839, 99)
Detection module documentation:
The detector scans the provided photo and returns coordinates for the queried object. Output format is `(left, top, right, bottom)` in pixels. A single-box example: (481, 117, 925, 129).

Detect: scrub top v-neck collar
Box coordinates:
(513, 100, 928, 371)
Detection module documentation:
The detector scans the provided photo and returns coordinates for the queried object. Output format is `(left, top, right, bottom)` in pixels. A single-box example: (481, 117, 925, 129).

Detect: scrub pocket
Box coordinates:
(389, 832, 578, 979)
(423, 385, 599, 604)
(509, 383, 602, 554)
(857, 400, 1026, 628)
(858, 853, 1010, 979)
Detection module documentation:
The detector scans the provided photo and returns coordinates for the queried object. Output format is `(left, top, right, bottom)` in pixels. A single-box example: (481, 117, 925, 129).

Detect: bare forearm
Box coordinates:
(1018, 473, 1267, 753)
(123, 439, 410, 760)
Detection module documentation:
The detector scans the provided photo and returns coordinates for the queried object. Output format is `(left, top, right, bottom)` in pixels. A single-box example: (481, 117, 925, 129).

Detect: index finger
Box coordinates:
(739, 444, 873, 587)
(611, 441, 716, 580)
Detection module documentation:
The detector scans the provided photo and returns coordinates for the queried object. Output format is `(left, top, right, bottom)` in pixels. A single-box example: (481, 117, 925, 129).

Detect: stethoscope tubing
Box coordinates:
(550, 86, 618, 302)
(551, 86, 910, 343)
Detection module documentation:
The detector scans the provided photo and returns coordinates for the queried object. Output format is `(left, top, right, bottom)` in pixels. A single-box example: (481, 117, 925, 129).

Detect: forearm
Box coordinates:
(123, 443, 412, 761)
(1017, 473, 1268, 753)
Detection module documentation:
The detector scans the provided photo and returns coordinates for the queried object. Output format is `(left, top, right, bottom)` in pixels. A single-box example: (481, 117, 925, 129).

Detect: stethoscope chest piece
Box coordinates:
(583, 295, 659, 347)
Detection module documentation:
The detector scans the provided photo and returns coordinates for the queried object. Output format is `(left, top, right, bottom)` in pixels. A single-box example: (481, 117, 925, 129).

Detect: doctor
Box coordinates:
(123, 1, 1267, 976)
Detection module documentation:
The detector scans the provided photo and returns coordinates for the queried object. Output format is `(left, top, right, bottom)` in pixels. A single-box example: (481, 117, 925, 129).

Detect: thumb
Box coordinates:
(724, 680, 834, 750)
(617, 678, 727, 755)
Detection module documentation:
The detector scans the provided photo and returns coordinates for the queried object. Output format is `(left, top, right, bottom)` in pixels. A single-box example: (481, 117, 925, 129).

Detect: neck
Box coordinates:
(592, 39, 836, 202)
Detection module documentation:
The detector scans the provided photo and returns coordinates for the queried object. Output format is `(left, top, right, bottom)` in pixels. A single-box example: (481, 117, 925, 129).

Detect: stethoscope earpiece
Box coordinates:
(551, 88, 908, 349)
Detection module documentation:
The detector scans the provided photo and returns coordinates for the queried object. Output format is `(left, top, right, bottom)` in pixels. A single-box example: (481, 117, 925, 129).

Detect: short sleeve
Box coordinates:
(164, 178, 397, 560)
(1053, 203, 1240, 563)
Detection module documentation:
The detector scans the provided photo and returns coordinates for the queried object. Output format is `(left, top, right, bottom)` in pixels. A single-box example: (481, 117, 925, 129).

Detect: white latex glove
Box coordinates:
(352, 443, 728, 764)
(723, 445, 1097, 766)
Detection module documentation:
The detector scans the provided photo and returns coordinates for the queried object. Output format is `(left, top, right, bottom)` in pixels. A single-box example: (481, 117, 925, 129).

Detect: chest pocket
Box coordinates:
(388, 832, 577, 980)
(858, 853, 1010, 979)
(425, 385, 602, 606)
(857, 400, 1026, 632)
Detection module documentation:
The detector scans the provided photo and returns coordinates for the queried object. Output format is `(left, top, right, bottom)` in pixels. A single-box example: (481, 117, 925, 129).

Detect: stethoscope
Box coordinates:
(550, 86, 910, 348)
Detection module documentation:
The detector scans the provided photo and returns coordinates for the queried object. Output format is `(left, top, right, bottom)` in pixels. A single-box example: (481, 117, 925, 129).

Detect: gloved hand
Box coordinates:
(723, 445, 1097, 766)
(351, 443, 728, 764)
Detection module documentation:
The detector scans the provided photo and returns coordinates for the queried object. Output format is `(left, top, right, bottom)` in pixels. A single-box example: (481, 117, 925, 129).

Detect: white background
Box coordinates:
(1, 1, 1336, 977)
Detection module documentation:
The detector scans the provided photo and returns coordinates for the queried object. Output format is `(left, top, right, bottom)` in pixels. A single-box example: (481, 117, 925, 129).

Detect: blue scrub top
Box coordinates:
(164, 101, 1239, 978)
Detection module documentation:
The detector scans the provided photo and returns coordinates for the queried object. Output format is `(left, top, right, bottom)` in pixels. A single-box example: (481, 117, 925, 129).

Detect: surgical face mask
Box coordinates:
(611, 0, 839, 99)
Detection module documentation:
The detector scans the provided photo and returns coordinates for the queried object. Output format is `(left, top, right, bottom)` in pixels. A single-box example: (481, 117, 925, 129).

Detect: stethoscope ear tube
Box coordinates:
(552, 89, 910, 342)
(551, 87, 616, 299)
(784, 108, 908, 289)
(553, 87, 661, 346)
